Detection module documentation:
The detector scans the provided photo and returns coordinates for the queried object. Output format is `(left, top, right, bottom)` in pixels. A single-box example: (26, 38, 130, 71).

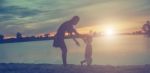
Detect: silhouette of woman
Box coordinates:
(53, 16, 80, 66)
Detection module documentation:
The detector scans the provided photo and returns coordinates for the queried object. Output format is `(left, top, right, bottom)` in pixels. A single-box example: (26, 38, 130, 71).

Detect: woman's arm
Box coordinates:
(70, 31, 80, 46)
(67, 25, 81, 46)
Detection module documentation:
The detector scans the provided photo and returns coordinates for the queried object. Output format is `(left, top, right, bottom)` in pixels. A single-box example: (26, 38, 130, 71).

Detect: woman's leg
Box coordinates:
(60, 45, 67, 66)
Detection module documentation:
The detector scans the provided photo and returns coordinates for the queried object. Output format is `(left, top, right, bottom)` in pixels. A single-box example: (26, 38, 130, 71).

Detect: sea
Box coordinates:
(0, 35, 150, 65)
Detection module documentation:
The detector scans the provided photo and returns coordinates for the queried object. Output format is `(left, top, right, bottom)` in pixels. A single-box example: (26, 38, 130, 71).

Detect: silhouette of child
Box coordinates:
(81, 33, 93, 66)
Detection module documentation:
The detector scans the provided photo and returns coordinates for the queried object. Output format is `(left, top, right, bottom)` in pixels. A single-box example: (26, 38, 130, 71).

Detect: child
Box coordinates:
(81, 33, 93, 66)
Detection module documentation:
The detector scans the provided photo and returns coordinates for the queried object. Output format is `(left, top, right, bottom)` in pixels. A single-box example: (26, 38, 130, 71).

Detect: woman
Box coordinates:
(53, 16, 80, 66)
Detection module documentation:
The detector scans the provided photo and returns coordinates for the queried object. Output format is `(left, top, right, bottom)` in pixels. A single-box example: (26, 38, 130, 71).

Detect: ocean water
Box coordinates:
(0, 35, 150, 65)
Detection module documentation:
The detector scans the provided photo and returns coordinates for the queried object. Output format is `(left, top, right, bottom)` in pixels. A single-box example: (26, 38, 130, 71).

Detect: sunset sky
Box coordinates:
(0, 0, 150, 36)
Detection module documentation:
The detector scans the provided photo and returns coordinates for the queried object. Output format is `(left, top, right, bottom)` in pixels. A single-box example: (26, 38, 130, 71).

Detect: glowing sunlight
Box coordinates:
(104, 28, 115, 36)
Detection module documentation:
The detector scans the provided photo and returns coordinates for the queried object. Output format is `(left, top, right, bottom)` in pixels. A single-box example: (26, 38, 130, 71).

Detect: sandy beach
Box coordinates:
(0, 63, 150, 73)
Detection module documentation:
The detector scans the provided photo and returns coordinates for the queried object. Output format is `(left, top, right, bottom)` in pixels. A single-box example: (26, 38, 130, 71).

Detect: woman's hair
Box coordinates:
(146, 21, 150, 24)
(71, 16, 80, 25)
(72, 16, 79, 20)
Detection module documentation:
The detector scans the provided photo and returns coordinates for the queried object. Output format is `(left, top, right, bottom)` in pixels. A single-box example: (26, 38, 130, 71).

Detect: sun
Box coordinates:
(103, 27, 116, 36)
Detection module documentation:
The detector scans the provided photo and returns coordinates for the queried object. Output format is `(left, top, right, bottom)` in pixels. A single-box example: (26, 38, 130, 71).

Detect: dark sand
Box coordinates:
(0, 63, 150, 73)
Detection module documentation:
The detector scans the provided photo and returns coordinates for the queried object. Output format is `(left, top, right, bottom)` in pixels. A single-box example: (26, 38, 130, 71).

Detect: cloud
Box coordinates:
(1, 0, 150, 36)
(0, 0, 107, 35)
(0, 0, 5, 6)
(0, 5, 41, 22)
(0, 15, 14, 22)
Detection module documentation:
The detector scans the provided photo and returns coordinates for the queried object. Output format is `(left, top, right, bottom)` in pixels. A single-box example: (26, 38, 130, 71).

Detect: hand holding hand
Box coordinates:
(75, 41, 80, 46)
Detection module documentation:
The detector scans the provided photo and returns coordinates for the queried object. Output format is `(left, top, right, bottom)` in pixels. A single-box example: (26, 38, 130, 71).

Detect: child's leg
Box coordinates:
(81, 60, 86, 66)
(87, 57, 92, 66)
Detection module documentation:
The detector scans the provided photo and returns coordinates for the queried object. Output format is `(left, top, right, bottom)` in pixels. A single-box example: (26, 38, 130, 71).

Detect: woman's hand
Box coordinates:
(75, 41, 80, 46)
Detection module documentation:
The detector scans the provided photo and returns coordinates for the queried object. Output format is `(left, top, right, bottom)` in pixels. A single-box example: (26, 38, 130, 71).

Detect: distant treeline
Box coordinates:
(0, 31, 145, 44)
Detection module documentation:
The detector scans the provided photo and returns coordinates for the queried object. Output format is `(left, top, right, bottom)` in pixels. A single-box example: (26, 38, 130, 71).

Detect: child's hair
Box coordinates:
(83, 34, 92, 44)
(82, 30, 93, 44)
